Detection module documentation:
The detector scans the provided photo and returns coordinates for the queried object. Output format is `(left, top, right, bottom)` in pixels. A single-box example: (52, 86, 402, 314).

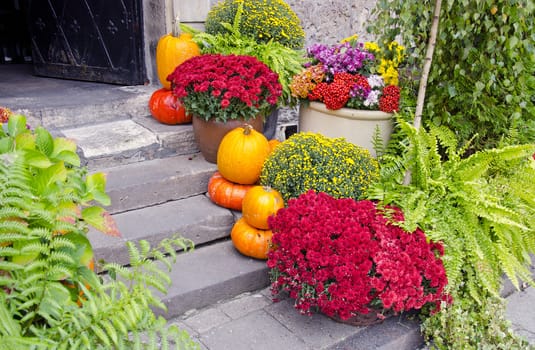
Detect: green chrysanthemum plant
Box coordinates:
(205, 0, 305, 50)
(260, 132, 380, 201)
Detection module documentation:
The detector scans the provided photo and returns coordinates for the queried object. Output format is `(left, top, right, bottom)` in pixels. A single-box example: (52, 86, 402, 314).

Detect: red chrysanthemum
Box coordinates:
(267, 190, 451, 320)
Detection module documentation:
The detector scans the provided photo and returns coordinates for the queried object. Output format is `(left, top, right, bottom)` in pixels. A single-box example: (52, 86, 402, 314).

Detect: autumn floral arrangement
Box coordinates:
(289, 36, 405, 112)
(267, 190, 451, 322)
(260, 132, 379, 201)
(167, 54, 282, 123)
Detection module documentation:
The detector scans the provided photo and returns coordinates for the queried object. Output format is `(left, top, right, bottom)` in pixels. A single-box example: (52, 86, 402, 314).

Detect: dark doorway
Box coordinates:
(0, 0, 32, 64)
(23, 0, 146, 85)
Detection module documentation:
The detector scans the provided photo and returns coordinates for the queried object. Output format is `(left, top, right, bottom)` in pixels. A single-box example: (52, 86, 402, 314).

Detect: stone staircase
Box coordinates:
(1, 65, 426, 349)
(43, 90, 271, 318)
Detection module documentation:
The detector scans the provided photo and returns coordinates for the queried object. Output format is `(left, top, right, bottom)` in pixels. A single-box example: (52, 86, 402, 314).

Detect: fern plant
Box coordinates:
(368, 120, 535, 348)
(0, 115, 199, 349)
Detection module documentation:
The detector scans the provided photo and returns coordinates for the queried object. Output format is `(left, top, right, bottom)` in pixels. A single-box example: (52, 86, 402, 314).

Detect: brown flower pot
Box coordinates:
(192, 116, 264, 163)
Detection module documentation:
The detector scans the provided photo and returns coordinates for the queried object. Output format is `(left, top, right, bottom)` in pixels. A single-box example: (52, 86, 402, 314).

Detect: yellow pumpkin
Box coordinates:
(242, 186, 284, 229)
(156, 21, 200, 90)
(231, 218, 273, 260)
(217, 124, 270, 185)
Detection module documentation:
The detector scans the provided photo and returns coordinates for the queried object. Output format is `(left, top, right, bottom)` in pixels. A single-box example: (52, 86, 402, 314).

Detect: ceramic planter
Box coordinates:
(299, 101, 393, 157)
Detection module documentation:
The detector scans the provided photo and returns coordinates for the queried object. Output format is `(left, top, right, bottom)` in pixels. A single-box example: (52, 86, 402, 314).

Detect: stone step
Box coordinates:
(59, 116, 199, 169)
(98, 153, 216, 214)
(159, 240, 269, 318)
(89, 194, 236, 266)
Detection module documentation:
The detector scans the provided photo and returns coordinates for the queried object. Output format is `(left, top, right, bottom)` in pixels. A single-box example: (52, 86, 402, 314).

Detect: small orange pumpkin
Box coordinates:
(231, 217, 273, 260)
(149, 88, 191, 125)
(217, 124, 270, 185)
(207, 171, 254, 211)
(268, 139, 281, 154)
(156, 18, 200, 90)
(242, 186, 284, 229)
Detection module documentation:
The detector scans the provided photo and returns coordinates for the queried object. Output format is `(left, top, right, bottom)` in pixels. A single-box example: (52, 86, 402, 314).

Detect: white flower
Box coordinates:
(364, 90, 381, 107)
(367, 74, 384, 89)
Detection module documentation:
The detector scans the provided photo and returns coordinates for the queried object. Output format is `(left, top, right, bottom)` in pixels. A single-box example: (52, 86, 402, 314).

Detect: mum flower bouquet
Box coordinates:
(267, 191, 451, 324)
(290, 37, 405, 112)
(167, 54, 282, 123)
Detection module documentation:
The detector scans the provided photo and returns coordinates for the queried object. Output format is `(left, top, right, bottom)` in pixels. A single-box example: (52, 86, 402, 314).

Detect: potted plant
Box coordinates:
(180, 0, 306, 140)
(167, 53, 282, 163)
(290, 37, 405, 156)
(267, 190, 451, 324)
(260, 132, 379, 202)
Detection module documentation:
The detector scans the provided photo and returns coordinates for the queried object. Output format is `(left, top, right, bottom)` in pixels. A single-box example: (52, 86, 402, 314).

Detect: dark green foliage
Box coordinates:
(369, 0, 535, 152)
(369, 120, 535, 348)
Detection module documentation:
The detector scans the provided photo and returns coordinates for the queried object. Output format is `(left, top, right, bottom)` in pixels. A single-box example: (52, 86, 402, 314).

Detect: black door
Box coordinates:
(28, 0, 146, 85)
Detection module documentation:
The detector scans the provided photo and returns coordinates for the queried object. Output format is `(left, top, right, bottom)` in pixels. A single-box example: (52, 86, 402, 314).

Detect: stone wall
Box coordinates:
(287, 0, 380, 46)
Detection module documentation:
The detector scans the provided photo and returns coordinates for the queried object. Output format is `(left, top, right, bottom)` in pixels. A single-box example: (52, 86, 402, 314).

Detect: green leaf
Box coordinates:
(14, 133, 35, 150)
(53, 150, 80, 168)
(23, 149, 53, 168)
(35, 127, 54, 156)
(84, 172, 110, 206)
(0, 138, 13, 153)
(51, 138, 79, 166)
(33, 161, 67, 194)
(82, 206, 120, 237)
(7, 115, 27, 137)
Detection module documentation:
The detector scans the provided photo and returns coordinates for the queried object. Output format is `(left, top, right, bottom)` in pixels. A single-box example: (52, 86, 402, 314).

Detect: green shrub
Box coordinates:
(260, 132, 379, 201)
(205, 0, 305, 50)
(369, 0, 535, 152)
(0, 114, 199, 349)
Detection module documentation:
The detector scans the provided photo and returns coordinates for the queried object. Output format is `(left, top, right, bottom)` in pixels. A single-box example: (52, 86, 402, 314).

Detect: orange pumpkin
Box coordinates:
(242, 186, 284, 229)
(217, 124, 270, 185)
(231, 217, 273, 260)
(149, 88, 191, 125)
(156, 19, 200, 90)
(268, 139, 281, 154)
(207, 171, 254, 211)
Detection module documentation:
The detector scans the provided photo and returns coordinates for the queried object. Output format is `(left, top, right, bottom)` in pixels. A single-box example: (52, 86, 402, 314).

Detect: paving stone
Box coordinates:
(200, 310, 309, 350)
(265, 298, 359, 350)
(183, 308, 232, 334)
(101, 153, 216, 213)
(506, 287, 535, 345)
(326, 313, 424, 350)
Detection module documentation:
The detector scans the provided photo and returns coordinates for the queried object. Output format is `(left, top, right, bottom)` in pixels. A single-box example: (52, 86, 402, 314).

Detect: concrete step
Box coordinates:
(89, 194, 236, 266)
(159, 240, 269, 318)
(59, 115, 199, 169)
(99, 153, 216, 214)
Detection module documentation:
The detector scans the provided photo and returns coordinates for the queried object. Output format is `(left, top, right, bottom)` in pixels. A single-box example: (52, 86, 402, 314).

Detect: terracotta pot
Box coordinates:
(299, 101, 393, 157)
(192, 116, 264, 163)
